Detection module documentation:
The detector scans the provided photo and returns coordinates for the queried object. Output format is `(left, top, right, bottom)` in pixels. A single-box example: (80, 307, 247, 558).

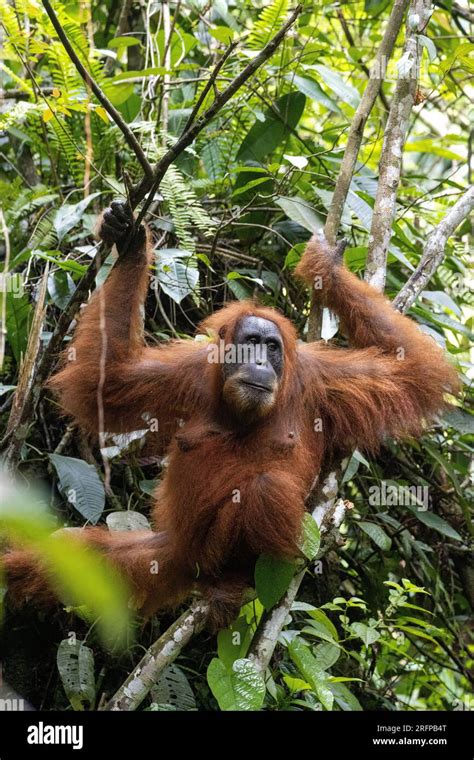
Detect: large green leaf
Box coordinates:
(350, 622, 381, 646)
(49, 454, 105, 524)
(0, 485, 130, 647)
(307, 609, 339, 641)
(207, 657, 265, 711)
(313, 642, 340, 670)
(331, 681, 363, 711)
(155, 249, 199, 303)
(288, 639, 334, 710)
(442, 407, 474, 435)
(47, 270, 76, 310)
(151, 664, 196, 711)
(288, 74, 340, 112)
(299, 513, 321, 560)
(54, 192, 100, 241)
(313, 65, 360, 108)
(276, 196, 324, 233)
(408, 507, 462, 542)
(358, 521, 392, 551)
(5, 276, 32, 363)
(236, 92, 306, 162)
(255, 554, 295, 610)
(57, 639, 95, 711)
(217, 617, 253, 669)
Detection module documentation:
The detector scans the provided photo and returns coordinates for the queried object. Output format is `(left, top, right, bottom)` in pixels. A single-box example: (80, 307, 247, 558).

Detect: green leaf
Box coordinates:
(288, 639, 334, 710)
(0, 385, 16, 396)
(155, 249, 199, 303)
(442, 407, 474, 435)
(49, 454, 105, 525)
(139, 479, 158, 495)
(106, 511, 151, 532)
(54, 192, 101, 241)
(103, 81, 135, 106)
(110, 68, 166, 82)
(405, 139, 463, 161)
(419, 35, 437, 62)
(209, 26, 235, 44)
(151, 664, 196, 711)
(255, 554, 295, 610)
(217, 617, 253, 669)
(358, 521, 392, 551)
(236, 92, 305, 162)
(5, 276, 32, 363)
(299, 513, 320, 560)
(248, 0, 289, 49)
(288, 74, 340, 112)
(350, 622, 380, 646)
(232, 176, 270, 198)
(397, 625, 440, 645)
(108, 36, 141, 49)
(421, 290, 461, 316)
(207, 658, 265, 711)
(346, 190, 373, 230)
(342, 454, 360, 483)
(313, 65, 360, 108)
(307, 609, 339, 642)
(276, 195, 324, 233)
(283, 675, 311, 692)
(57, 639, 95, 711)
(408, 508, 462, 542)
(1, 482, 129, 648)
(313, 642, 340, 671)
(34, 250, 87, 275)
(47, 270, 76, 310)
(330, 682, 363, 711)
(419, 442, 470, 522)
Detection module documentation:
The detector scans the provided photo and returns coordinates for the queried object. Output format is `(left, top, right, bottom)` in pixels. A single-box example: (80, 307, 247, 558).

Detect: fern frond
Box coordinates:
(0, 0, 29, 58)
(48, 116, 84, 186)
(248, 0, 289, 50)
(28, 209, 58, 250)
(160, 163, 215, 253)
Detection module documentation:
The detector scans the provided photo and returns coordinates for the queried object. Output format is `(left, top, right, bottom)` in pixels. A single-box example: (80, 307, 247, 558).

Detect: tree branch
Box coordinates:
(393, 185, 474, 312)
(0, 209, 11, 373)
(41, 0, 154, 181)
(0, 87, 54, 100)
(181, 41, 239, 135)
(249, 476, 347, 672)
(103, 0, 134, 76)
(336, 7, 391, 113)
(325, 0, 409, 248)
(102, 479, 347, 710)
(306, 0, 410, 341)
(434, 0, 474, 23)
(365, 0, 432, 291)
(102, 600, 210, 711)
(131, 3, 303, 208)
(2, 257, 100, 466)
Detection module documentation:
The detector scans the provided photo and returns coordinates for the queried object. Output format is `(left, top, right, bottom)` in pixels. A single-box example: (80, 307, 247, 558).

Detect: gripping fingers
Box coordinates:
(98, 200, 147, 258)
(99, 201, 132, 246)
(110, 200, 134, 225)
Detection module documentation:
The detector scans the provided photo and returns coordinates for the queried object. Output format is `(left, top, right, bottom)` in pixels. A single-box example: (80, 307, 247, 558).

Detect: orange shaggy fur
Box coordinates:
(3, 226, 459, 630)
